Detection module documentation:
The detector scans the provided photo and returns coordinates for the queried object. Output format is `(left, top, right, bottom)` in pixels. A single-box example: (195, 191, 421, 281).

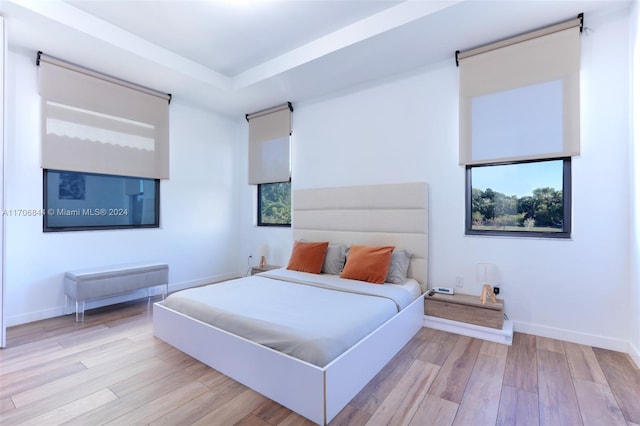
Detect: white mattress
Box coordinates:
(162, 269, 420, 367)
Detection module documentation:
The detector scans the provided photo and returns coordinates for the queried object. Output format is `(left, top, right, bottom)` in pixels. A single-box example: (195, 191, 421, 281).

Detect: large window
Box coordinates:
(466, 158, 571, 237)
(247, 103, 292, 228)
(258, 181, 291, 227)
(457, 16, 582, 239)
(43, 169, 159, 232)
(38, 53, 168, 233)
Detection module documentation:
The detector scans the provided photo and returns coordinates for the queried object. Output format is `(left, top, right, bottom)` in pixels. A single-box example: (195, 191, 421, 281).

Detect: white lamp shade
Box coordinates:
(476, 263, 499, 284)
(258, 244, 268, 257)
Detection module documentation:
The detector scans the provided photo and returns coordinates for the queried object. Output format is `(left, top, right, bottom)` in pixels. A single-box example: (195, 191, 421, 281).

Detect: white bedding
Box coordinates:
(162, 269, 420, 367)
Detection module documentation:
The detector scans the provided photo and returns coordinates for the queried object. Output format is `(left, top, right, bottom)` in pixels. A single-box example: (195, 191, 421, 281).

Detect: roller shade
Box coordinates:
(38, 53, 171, 179)
(247, 103, 292, 184)
(458, 16, 582, 165)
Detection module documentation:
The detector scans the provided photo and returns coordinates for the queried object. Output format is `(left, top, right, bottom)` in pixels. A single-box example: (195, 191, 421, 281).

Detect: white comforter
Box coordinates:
(162, 269, 420, 367)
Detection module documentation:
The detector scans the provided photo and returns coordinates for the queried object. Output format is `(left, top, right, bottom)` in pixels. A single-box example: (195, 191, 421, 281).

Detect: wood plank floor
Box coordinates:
(1, 298, 639, 426)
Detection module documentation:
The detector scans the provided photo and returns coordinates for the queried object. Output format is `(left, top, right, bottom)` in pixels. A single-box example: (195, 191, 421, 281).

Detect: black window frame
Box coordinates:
(43, 169, 160, 232)
(257, 181, 291, 227)
(465, 157, 571, 239)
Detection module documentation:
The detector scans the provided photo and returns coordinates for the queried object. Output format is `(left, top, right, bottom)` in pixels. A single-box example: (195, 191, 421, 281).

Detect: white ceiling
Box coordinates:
(0, 0, 631, 118)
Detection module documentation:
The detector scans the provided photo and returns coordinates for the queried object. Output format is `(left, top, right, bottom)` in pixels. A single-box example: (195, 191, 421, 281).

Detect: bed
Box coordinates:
(153, 182, 428, 425)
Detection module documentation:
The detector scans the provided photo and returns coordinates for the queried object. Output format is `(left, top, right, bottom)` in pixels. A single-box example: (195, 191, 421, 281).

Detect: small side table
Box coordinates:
(251, 264, 281, 275)
(425, 291, 504, 329)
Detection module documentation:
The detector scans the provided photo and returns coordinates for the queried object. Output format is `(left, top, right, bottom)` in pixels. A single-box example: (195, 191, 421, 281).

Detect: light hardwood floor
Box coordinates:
(1, 298, 639, 425)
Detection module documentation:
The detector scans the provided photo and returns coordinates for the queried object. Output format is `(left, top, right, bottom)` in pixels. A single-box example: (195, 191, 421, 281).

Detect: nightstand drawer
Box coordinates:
(425, 292, 504, 329)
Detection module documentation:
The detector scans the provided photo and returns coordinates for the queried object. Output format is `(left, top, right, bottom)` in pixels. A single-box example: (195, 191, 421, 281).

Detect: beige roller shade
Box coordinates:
(38, 53, 171, 179)
(458, 18, 581, 165)
(247, 103, 291, 184)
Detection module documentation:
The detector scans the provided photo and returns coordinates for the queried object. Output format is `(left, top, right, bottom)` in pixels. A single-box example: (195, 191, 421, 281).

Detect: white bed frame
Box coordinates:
(153, 182, 428, 425)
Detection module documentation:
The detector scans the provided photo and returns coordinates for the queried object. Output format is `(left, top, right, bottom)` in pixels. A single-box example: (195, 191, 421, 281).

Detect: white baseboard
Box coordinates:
(7, 306, 66, 327)
(6, 272, 239, 327)
(513, 320, 629, 353)
(423, 315, 513, 345)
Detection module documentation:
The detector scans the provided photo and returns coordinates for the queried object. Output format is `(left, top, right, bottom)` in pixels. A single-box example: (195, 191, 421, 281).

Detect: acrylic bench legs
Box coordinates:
(65, 283, 167, 322)
(75, 300, 85, 322)
(65, 295, 85, 323)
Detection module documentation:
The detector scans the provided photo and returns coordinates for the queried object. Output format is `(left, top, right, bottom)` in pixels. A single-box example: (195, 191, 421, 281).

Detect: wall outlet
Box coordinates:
(455, 276, 464, 288)
(493, 286, 500, 295)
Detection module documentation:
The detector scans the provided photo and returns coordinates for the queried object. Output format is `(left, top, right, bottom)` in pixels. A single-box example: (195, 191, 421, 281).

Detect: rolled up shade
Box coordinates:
(458, 16, 582, 165)
(38, 53, 171, 179)
(247, 103, 292, 185)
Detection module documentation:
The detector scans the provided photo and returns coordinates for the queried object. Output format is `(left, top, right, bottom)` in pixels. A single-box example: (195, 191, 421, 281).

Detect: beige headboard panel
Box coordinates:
(292, 182, 428, 293)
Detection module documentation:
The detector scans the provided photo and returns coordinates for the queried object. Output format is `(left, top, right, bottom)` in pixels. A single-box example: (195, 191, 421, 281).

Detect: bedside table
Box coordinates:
(425, 291, 504, 329)
(251, 264, 281, 275)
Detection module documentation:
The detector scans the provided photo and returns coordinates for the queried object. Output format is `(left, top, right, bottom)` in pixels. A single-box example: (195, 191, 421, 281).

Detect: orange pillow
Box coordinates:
(286, 240, 329, 274)
(340, 245, 395, 284)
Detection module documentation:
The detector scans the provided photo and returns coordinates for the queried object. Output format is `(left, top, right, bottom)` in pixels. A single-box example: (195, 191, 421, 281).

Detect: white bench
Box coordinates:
(64, 263, 169, 322)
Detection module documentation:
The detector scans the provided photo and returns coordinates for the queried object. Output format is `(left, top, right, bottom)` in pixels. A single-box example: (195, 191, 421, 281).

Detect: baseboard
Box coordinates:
(424, 315, 513, 345)
(513, 320, 629, 353)
(6, 306, 65, 327)
(6, 272, 239, 327)
(423, 317, 638, 360)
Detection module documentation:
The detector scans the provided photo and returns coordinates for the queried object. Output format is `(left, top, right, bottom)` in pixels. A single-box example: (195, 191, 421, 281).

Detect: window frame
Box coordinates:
(465, 157, 572, 239)
(257, 181, 291, 227)
(43, 169, 160, 232)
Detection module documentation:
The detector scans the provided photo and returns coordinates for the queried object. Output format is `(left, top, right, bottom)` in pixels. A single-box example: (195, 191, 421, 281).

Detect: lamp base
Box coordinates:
(480, 284, 497, 304)
(258, 256, 267, 268)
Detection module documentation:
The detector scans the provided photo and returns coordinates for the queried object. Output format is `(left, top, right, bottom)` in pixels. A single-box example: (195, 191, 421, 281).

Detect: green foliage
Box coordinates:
(259, 182, 291, 225)
(472, 186, 563, 231)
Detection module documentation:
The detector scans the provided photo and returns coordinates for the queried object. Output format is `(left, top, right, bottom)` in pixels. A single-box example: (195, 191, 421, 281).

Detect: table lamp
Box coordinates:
(258, 244, 268, 268)
(476, 262, 498, 304)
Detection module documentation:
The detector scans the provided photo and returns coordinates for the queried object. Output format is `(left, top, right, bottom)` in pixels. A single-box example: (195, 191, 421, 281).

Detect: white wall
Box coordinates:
(5, 48, 242, 326)
(244, 7, 633, 352)
(630, 0, 640, 368)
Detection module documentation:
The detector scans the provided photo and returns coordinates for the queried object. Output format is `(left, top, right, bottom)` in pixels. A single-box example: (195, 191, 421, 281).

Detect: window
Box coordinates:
(38, 53, 167, 233)
(457, 16, 582, 239)
(247, 103, 292, 228)
(258, 181, 291, 227)
(43, 169, 159, 232)
(466, 158, 571, 237)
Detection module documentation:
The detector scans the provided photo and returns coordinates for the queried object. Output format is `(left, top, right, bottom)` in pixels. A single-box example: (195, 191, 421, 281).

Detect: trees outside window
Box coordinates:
(258, 182, 291, 226)
(466, 159, 570, 237)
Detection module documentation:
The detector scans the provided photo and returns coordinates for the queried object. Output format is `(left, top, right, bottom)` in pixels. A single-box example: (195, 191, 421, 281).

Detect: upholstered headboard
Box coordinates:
(292, 182, 428, 293)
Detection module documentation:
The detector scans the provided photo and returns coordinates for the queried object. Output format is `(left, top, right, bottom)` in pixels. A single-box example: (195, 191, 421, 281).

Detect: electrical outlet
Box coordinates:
(455, 276, 464, 288)
(493, 286, 500, 295)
